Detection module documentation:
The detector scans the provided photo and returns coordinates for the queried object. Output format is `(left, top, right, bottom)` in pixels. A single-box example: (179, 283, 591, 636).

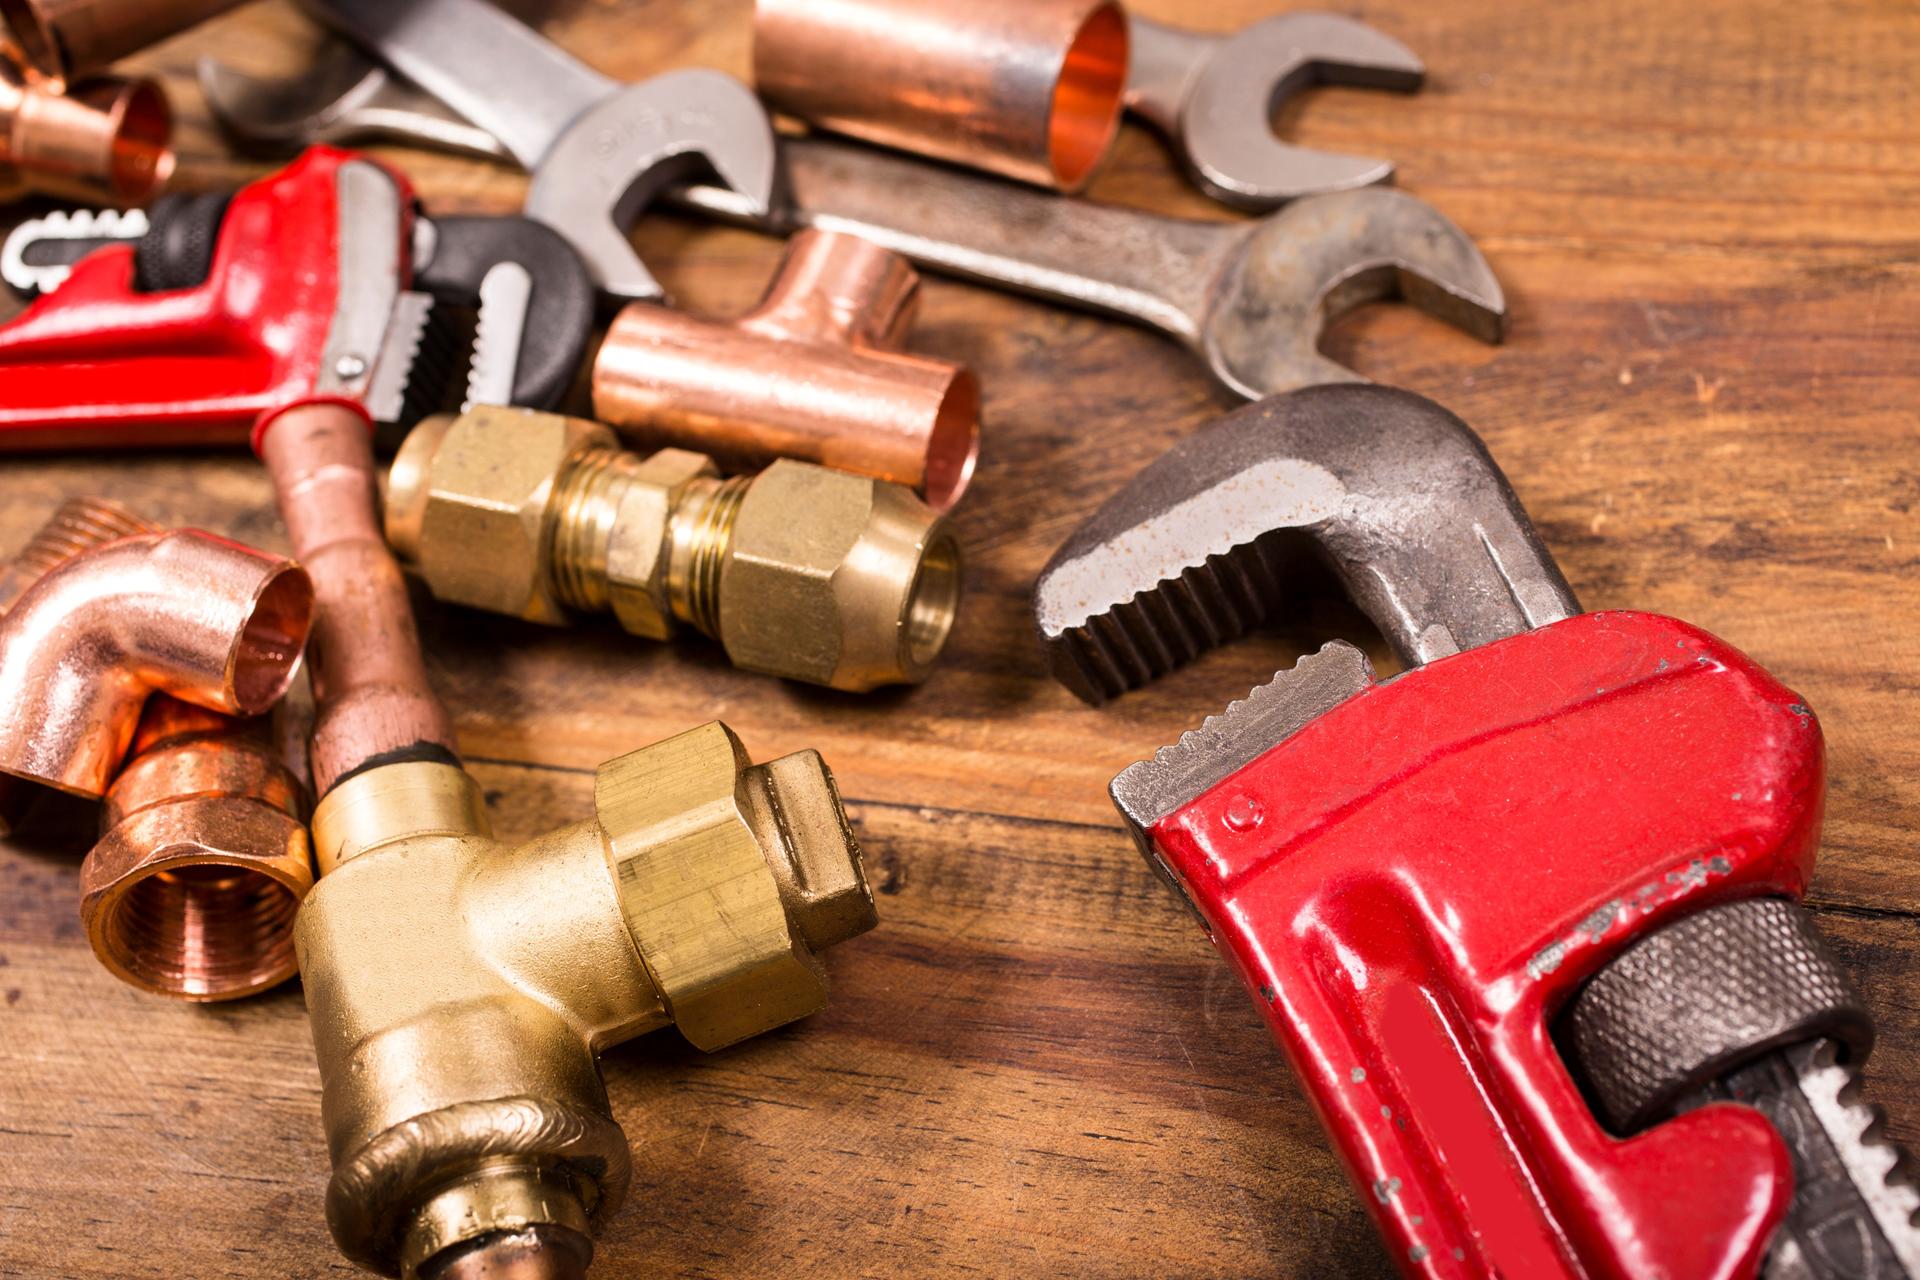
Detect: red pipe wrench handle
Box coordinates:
(1135, 611, 1821, 1278)
(0, 146, 413, 449)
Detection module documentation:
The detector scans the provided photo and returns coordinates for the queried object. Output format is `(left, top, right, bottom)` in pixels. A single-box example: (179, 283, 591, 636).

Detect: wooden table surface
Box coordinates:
(2, 1, 1916, 1275)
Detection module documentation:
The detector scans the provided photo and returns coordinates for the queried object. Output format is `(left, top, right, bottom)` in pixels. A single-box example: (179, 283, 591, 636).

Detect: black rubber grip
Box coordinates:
(133, 192, 233, 293)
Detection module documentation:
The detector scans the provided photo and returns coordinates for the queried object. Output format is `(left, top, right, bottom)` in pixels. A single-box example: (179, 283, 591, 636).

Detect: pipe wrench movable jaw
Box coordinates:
(1059, 386, 1920, 1277)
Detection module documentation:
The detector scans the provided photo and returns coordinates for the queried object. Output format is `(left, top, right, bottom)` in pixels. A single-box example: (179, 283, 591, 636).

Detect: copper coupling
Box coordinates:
(592, 228, 981, 512)
(754, 0, 1128, 191)
(1, 0, 244, 79)
(387, 406, 962, 691)
(0, 496, 315, 1001)
(0, 42, 172, 203)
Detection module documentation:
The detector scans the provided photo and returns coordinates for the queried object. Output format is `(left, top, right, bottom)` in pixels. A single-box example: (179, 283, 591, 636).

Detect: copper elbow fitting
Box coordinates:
(753, 0, 1128, 191)
(258, 403, 458, 795)
(0, 46, 172, 203)
(1, 0, 244, 79)
(0, 514, 312, 799)
(300, 724, 876, 1276)
(592, 228, 980, 511)
(80, 697, 310, 1000)
(387, 406, 962, 692)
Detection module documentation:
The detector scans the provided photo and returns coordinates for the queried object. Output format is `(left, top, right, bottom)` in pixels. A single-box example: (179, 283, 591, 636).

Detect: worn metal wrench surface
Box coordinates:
(675, 137, 1504, 398)
(1126, 13, 1426, 210)
(299, 0, 776, 300)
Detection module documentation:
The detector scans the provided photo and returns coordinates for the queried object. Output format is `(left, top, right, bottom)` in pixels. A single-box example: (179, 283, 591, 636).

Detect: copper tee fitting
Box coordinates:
(257, 402, 459, 795)
(301, 725, 876, 1277)
(753, 0, 1128, 191)
(1, 0, 244, 79)
(386, 406, 962, 691)
(592, 228, 980, 511)
(0, 505, 312, 800)
(0, 496, 314, 1001)
(0, 45, 172, 203)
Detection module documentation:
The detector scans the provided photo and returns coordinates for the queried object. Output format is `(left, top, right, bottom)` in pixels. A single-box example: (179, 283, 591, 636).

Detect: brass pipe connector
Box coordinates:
(592, 228, 981, 511)
(0, 496, 313, 1001)
(299, 722, 876, 1277)
(0, 44, 172, 203)
(386, 406, 962, 691)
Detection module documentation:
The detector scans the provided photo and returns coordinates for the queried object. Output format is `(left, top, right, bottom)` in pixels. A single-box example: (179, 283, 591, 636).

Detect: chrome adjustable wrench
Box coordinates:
(1039, 385, 1920, 1277)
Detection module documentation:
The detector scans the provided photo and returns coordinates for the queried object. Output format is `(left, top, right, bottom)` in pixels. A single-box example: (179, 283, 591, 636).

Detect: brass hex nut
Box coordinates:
(406, 407, 615, 624)
(602, 448, 718, 640)
(718, 461, 962, 691)
(593, 721, 872, 1051)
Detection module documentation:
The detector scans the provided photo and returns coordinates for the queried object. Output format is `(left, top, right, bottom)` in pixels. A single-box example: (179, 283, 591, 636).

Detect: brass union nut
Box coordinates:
(388, 406, 614, 624)
(602, 448, 717, 640)
(594, 720, 875, 1051)
(719, 460, 962, 691)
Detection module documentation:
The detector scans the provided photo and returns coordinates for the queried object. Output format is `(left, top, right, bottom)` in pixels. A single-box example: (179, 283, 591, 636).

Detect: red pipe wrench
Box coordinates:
(0, 145, 590, 450)
(1035, 385, 1919, 1278)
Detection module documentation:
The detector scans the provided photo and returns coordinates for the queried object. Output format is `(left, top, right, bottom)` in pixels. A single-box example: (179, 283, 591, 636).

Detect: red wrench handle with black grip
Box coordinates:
(1039, 386, 1918, 1278)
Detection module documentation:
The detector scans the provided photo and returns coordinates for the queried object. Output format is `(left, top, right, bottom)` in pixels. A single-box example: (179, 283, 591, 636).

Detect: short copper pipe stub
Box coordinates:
(754, 0, 1128, 192)
(592, 228, 981, 511)
(79, 698, 311, 1001)
(0, 49, 173, 203)
(0, 0, 244, 80)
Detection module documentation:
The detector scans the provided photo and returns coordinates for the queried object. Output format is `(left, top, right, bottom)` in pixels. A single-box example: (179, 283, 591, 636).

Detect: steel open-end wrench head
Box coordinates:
(524, 68, 778, 302)
(1131, 13, 1425, 211)
(1205, 187, 1507, 400)
(1032, 385, 1577, 703)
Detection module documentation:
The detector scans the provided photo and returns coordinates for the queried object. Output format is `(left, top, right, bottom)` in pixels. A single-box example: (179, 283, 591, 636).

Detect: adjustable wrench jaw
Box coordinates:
(1126, 13, 1426, 211)
(0, 145, 413, 449)
(1116, 609, 1822, 1279)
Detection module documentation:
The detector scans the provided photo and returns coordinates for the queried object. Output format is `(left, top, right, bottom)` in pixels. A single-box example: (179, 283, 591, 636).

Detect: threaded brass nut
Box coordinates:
(602, 448, 717, 640)
(389, 406, 613, 623)
(592, 720, 874, 1051)
(719, 461, 961, 691)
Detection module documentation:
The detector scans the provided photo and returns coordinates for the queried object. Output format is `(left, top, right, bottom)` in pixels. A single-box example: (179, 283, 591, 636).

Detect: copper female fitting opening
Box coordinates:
(753, 0, 1129, 191)
(0, 522, 311, 798)
(79, 696, 311, 1000)
(592, 228, 981, 511)
(0, 0, 243, 79)
(0, 48, 173, 203)
(258, 402, 457, 794)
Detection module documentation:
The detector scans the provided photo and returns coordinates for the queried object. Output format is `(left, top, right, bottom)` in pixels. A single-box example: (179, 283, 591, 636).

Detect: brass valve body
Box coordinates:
(299, 722, 876, 1278)
(385, 405, 962, 691)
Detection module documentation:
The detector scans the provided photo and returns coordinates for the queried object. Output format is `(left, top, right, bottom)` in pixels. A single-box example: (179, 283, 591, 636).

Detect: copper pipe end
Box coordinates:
(0, 528, 312, 797)
(79, 698, 310, 1000)
(0, 51, 173, 203)
(592, 229, 982, 511)
(753, 0, 1128, 191)
(0, 0, 244, 80)
(258, 402, 458, 795)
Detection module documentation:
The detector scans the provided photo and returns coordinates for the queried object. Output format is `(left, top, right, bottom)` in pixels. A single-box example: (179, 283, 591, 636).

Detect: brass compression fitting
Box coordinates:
(386, 405, 962, 691)
(262, 402, 880, 1278)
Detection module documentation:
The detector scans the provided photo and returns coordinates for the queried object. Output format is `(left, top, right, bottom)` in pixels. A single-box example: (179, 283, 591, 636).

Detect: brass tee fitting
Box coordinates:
(0, 496, 312, 1001)
(386, 405, 962, 691)
(591, 228, 981, 511)
(300, 723, 876, 1277)
(0, 47, 171, 203)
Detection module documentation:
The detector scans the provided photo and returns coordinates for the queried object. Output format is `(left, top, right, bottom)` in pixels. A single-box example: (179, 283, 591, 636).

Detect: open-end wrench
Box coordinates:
(298, 0, 776, 301)
(1126, 12, 1426, 210)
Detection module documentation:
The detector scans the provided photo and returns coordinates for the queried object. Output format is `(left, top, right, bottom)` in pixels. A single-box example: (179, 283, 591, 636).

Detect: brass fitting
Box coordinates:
(300, 720, 875, 1277)
(386, 405, 962, 691)
(591, 228, 981, 511)
(0, 45, 172, 204)
(0, 496, 312, 1001)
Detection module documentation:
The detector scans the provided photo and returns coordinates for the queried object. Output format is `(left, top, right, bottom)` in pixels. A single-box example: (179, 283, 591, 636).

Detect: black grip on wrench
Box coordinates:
(134, 193, 234, 292)
(413, 216, 593, 410)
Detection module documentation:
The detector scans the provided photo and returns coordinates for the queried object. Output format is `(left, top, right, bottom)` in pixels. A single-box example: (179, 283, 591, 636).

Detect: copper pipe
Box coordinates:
(753, 0, 1128, 191)
(79, 696, 310, 999)
(592, 228, 981, 511)
(257, 402, 457, 795)
(0, 46, 172, 203)
(0, 519, 312, 798)
(0, 0, 244, 79)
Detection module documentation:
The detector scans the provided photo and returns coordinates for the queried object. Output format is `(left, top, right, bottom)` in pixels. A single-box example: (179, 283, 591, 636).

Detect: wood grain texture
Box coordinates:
(0, 0, 1916, 1275)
